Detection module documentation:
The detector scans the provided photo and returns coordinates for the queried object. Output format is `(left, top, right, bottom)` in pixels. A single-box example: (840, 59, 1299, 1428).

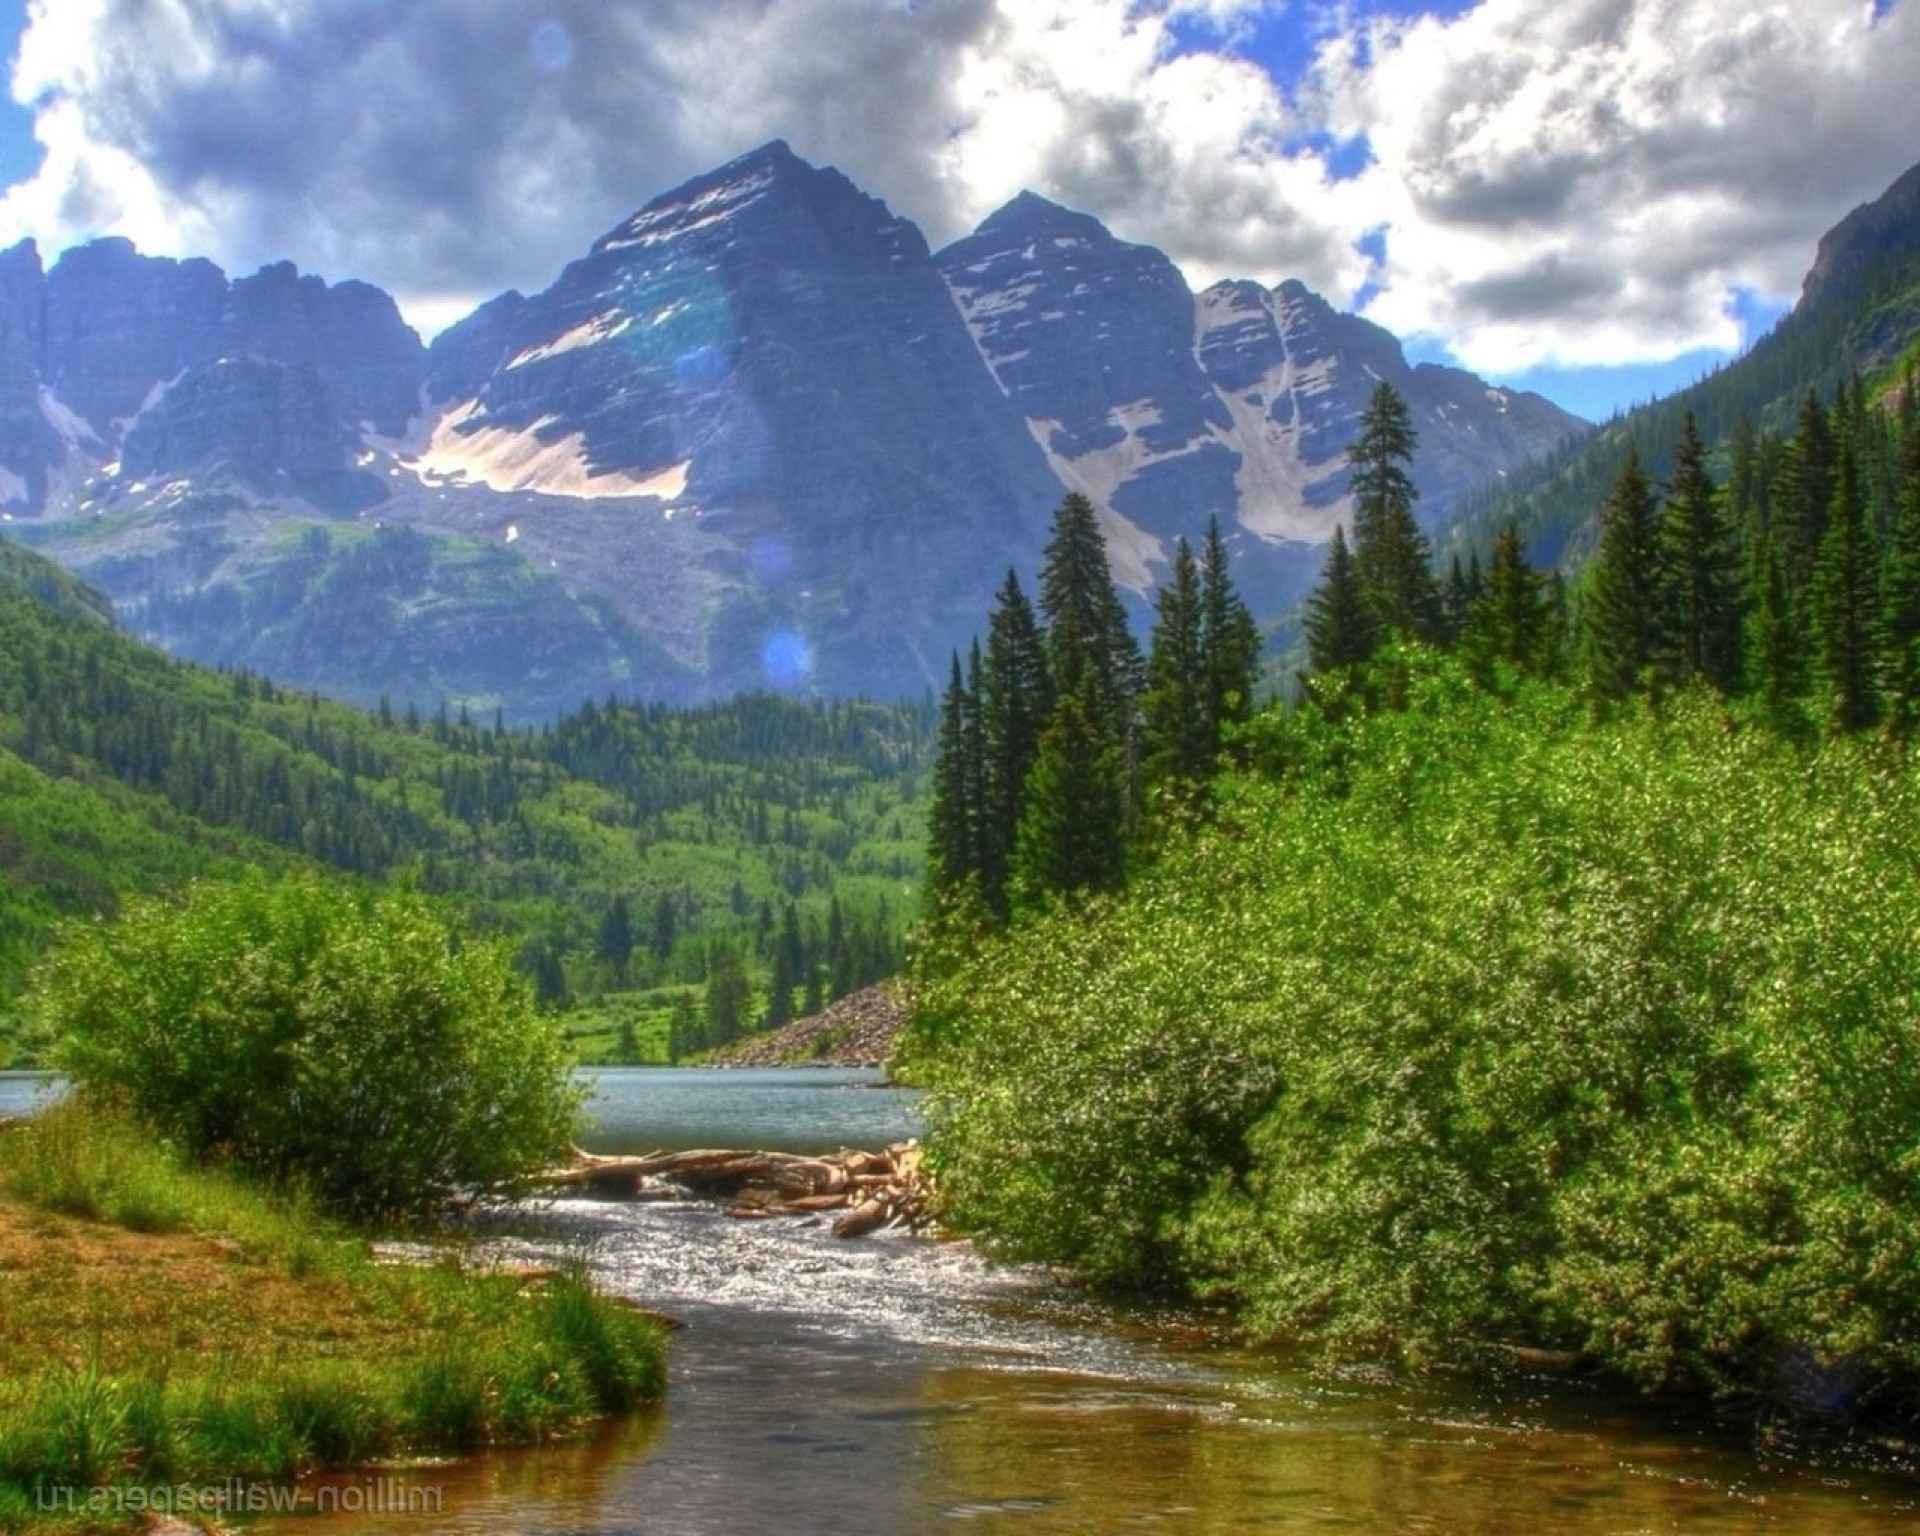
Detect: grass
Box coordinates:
(0, 1097, 667, 1529)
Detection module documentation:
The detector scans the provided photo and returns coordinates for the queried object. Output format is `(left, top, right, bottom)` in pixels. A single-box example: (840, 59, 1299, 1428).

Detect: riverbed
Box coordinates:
(251, 1067, 1916, 1535)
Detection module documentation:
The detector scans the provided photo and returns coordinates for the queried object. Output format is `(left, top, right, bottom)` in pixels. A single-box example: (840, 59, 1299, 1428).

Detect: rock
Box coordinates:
(712, 983, 907, 1069)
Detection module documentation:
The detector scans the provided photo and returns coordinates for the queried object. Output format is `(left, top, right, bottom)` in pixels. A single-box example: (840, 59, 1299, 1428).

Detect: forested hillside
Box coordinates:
(1449, 159, 1920, 570)
(0, 538, 930, 1065)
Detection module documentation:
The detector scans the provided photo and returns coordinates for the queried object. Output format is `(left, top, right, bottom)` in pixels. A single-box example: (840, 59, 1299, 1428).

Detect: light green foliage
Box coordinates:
(914, 648, 1920, 1398)
(34, 873, 579, 1218)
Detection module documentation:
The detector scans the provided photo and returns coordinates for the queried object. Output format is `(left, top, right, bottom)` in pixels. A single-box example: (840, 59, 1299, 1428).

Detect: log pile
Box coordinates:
(537, 1142, 932, 1238)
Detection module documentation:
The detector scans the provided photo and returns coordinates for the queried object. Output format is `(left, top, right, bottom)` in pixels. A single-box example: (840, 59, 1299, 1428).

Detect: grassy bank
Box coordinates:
(0, 1098, 666, 1530)
(911, 655, 1920, 1414)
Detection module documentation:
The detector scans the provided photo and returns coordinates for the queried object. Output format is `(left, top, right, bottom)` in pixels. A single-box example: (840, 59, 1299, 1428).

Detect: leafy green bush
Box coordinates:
(32, 872, 580, 1218)
(915, 649, 1920, 1401)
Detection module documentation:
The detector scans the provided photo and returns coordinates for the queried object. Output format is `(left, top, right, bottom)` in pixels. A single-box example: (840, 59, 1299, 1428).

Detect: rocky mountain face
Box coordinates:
(940, 195, 1586, 614)
(3, 143, 1587, 717)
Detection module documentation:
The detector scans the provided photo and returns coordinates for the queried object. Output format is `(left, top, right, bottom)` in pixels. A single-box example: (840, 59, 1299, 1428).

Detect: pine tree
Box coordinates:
(596, 893, 634, 983)
(1660, 411, 1744, 693)
(1347, 381, 1438, 641)
(1883, 378, 1920, 735)
(1745, 537, 1804, 731)
(1462, 520, 1550, 677)
(1305, 525, 1375, 673)
(1141, 538, 1211, 805)
(1011, 676, 1127, 908)
(1198, 515, 1261, 757)
(926, 652, 980, 897)
(1811, 424, 1881, 733)
(978, 570, 1050, 918)
(1777, 390, 1836, 595)
(1584, 444, 1666, 699)
(1038, 492, 1141, 723)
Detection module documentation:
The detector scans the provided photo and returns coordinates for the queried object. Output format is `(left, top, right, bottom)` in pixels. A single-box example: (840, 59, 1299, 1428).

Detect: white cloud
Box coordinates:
(0, 0, 1916, 372)
(1323, 0, 1920, 370)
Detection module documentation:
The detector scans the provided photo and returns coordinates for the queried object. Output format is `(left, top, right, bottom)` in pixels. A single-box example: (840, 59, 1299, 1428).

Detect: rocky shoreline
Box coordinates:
(709, 983, 907, 1069)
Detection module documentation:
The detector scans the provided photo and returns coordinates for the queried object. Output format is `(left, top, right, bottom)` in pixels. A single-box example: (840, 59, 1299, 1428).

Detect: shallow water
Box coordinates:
(260, 1069, 1920, 1536)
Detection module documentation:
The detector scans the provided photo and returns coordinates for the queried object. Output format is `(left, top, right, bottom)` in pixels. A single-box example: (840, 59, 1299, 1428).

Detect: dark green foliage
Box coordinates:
(1198, 516, 1262, 756)
(1011, 677, 1128, 909)
(978, 570, 1050, 918)
(1880, 395, 1920, 731)
(1305, 526, 1375, 673)
(1659, 411, 1745, 692)
(914, 650, 1920, 1400)
(1140, 538, 1211, 806)
(1583, 445, 1665, 698)
(37, 873, 578, 1218)
(1348, 382, 1439, 641)
(1811, 426, 1882, 732)
(1460, 520, 1553, 679)
(0, 548, 926, 1055)
(1038, 492, 1142, 724)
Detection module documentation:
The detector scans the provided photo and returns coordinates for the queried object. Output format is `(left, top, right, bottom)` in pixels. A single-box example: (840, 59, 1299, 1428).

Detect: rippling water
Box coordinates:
(262, 1070, 1919, 1536)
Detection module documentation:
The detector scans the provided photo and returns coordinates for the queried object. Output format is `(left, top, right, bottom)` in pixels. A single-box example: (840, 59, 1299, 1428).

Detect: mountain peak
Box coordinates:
(973, 190, 1113, 246)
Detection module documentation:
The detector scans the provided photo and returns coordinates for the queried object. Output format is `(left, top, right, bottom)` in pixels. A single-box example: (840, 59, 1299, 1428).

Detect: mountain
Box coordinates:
(1450, 157, 1920, 571)
(939, 194, 1585, 614)
(3, 144, 1584, 716)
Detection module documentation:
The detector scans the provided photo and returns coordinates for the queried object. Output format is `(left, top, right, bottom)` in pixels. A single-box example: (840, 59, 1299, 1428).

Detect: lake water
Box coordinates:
(262, 1067, 1920, 1536)
(0, 1071, 58, 1119)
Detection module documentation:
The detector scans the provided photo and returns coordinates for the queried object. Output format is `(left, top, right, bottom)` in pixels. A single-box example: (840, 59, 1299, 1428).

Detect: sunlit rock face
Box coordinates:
(6, 143, 1586, 717)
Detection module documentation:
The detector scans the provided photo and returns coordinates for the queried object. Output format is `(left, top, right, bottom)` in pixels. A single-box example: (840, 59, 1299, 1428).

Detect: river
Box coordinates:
(8, 1068, 1918, 1531)
(272, 1067, 1917, 1534)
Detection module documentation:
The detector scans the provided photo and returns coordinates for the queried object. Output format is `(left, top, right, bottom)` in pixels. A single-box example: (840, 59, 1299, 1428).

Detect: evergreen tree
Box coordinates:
(1660, 411, 1744, 693)
(1347, 381, 1439, 640)
(704, 945, 749, 1046)
(1584, 444, 1666, 699)
(926, 652, 981, 897)
(1462, 520, 1550, 677)
(1141, 538, 1211, 805)
(1883, 384, 1920, 735)
(1038, 492, 1141, 723)
(1011, 677, 1127, 909)
(978, 569, 1050, 918)
(1197, 515, 1262, 757)
(1811, 424, 1881, 733)
(596, 893, 634, 983)
(1305, 526, 1375, 673)
(1777, 390, 1836, 595)
(1745, 537, 1805, 730)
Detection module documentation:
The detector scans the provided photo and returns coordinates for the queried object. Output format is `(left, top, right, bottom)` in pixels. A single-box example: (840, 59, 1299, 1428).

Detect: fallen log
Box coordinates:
(533, 1141, 933, 1238)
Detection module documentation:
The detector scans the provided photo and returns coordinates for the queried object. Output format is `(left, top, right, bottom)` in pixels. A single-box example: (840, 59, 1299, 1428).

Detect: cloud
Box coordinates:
(0, 0, 1916, 375)
(1324, 0, 1920, 369)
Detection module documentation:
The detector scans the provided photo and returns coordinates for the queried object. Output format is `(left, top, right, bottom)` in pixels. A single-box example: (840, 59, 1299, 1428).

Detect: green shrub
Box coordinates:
(32, 872, 580, 1219)
(915, 651, 1920, 1400)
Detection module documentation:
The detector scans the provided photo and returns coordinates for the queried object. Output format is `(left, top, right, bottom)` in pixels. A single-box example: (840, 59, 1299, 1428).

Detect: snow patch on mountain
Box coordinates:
(408, 400, 686, 501)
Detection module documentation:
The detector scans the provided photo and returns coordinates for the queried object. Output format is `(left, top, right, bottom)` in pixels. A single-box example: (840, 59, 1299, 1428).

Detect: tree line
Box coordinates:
(1305, 373, 1920, 739)
(926, 492, 1261, 921)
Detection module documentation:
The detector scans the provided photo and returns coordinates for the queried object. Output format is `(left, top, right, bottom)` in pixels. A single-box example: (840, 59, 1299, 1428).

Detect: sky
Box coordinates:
(0, 0, 1915, 423)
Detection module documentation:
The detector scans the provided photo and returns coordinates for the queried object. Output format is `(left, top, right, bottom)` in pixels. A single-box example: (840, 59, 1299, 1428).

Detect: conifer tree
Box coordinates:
(1347, 381, 1439, 640)
(1584, 444, 1665, 699)
(1777, 390, 1836, 595)
(1660, 411, 1744, 693)
(1462, 520, 1550, 677)
(1198, 515, 1262, 756)
(1141, 538, 1211, 805)
(1811, 425, 1881, 733)
(1011, 676, 1127, 907)
(1028, 493, 1139, 886)
(1883, 378, 1920, 735)
(978, 570, 1050, 917)
(926, 652, 980, 896)
(1305, 525, 1375, 673)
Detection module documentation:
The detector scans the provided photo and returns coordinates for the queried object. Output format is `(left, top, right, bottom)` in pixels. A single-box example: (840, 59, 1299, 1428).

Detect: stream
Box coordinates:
(11, 1068, 1920, 1532)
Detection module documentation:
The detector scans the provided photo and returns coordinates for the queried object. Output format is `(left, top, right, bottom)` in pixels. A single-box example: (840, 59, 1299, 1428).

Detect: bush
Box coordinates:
(915, 651, 1920, 1401)
(32, 872, 580, 1218)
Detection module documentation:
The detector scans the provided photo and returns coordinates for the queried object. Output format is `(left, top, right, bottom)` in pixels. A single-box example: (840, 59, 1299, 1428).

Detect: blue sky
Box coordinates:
(0, 0, 1908, 423)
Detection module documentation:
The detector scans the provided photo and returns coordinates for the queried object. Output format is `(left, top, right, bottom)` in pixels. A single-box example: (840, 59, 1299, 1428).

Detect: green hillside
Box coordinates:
(0, 538, 930, 1066)
(1448, 160, 1920, 571)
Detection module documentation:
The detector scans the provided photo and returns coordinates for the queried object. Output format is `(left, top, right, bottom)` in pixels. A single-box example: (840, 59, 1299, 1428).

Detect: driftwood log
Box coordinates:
(537, 1142, 932, 1238)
